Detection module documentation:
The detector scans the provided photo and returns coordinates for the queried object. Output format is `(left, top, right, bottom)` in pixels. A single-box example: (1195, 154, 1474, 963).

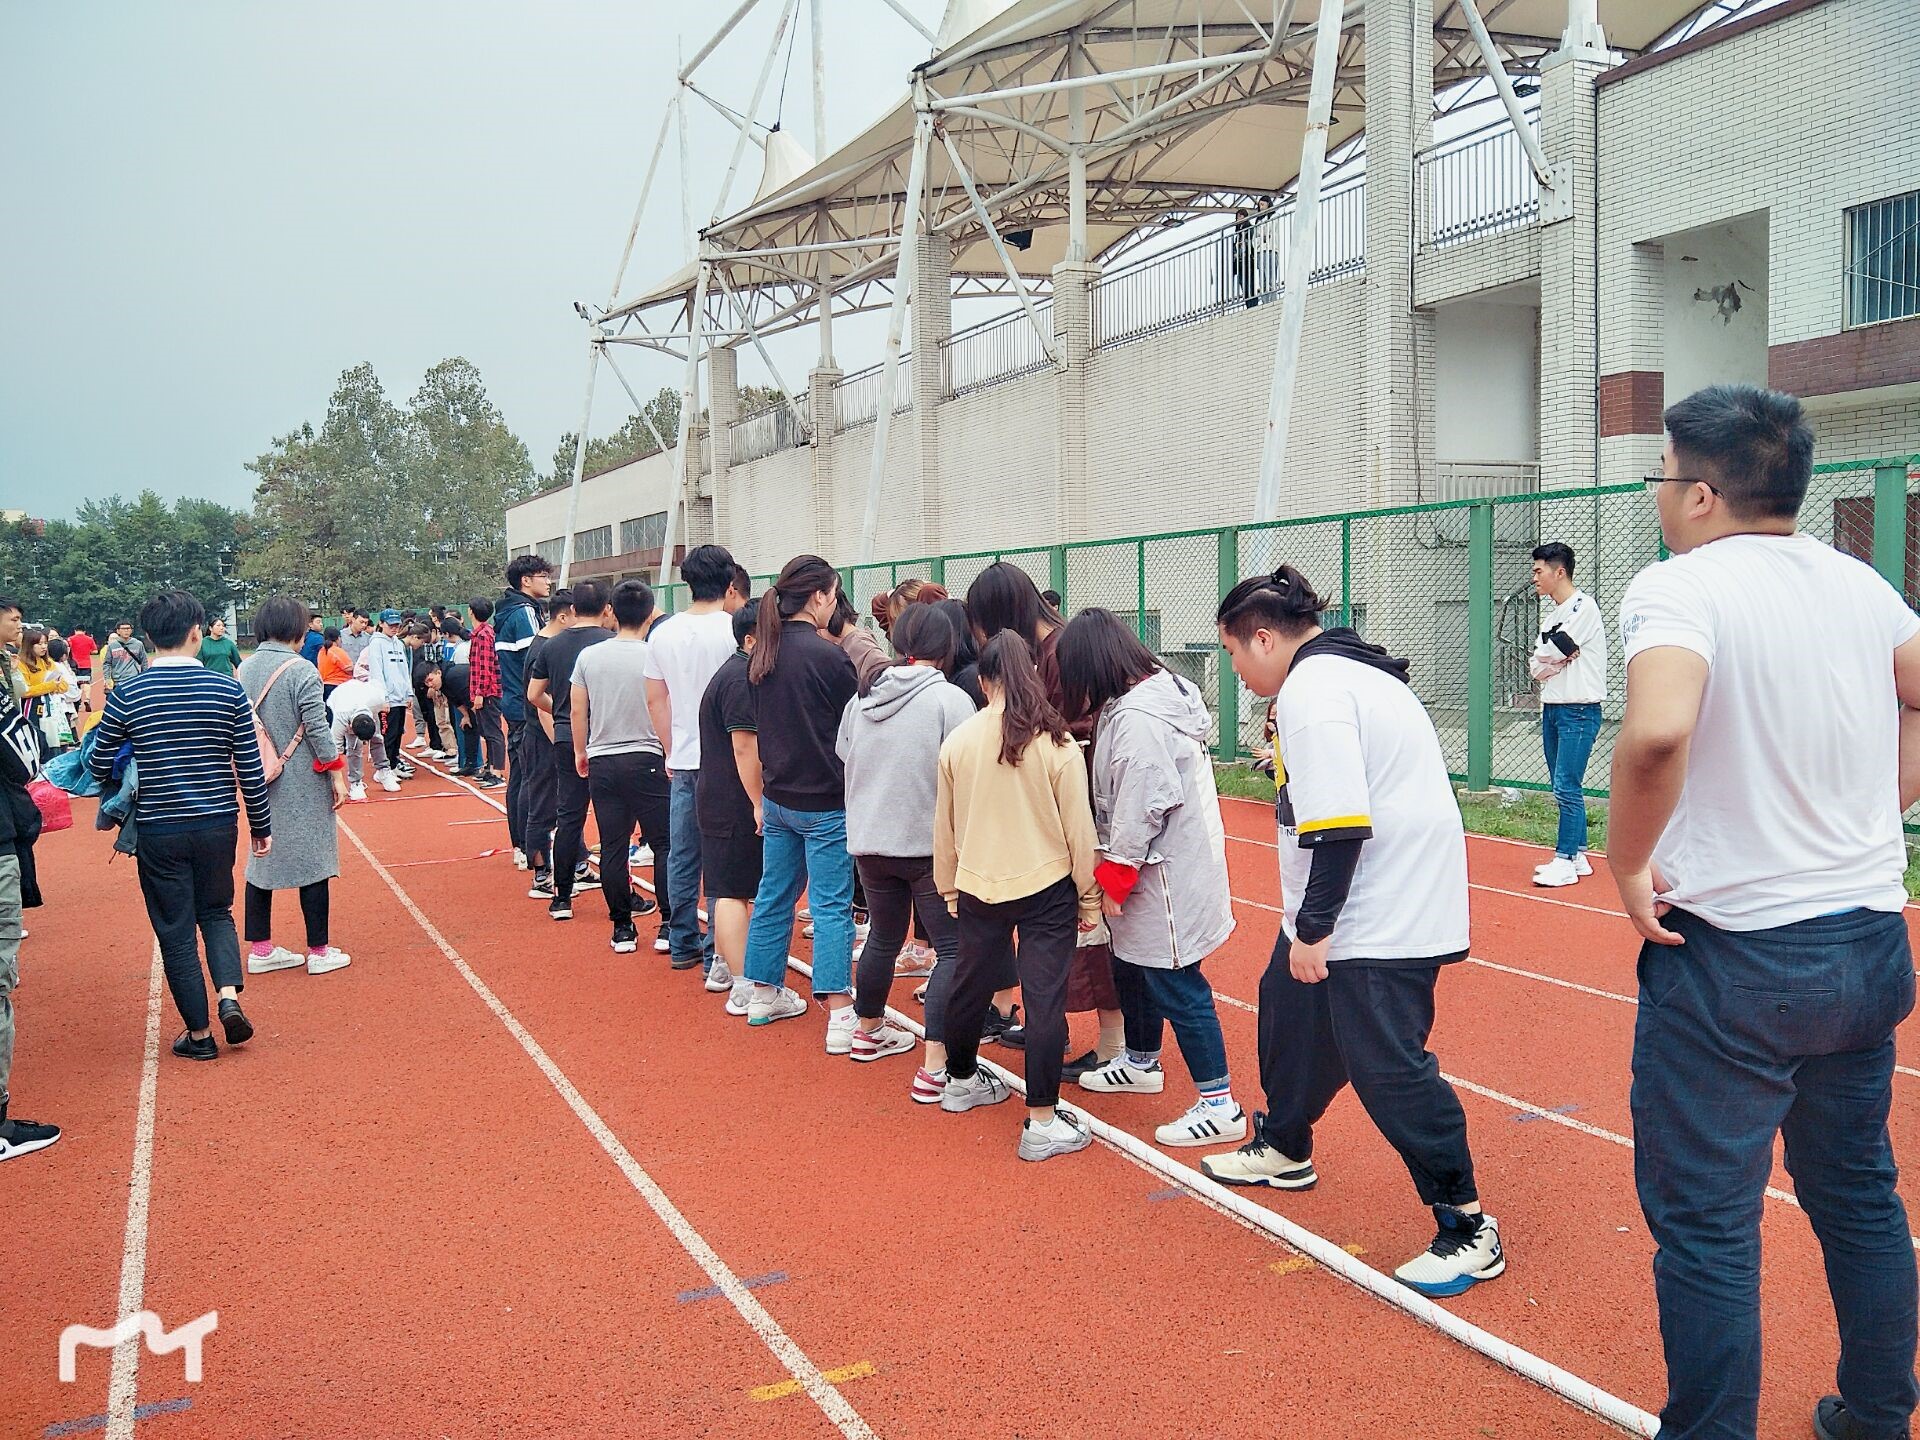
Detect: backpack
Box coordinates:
(253, 658, 307, 785)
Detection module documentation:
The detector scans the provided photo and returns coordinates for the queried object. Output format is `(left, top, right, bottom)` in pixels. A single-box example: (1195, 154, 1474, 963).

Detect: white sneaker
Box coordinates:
(1078, 1057, 1165, 1094)
(747, 985, 808, 1027)
(825, 1007, 858, 1055)
(631, 843, 653, 867)
(850, 1019, 916, 1062)
(940, 1069, 1011, 1112)
(513, 848, 529, 871)
(1018, 1108, 1093, 1161)
(1155, 1100, 1248, 1148)
(1395, 1207, 1505, 1297)
(704, 957, 735, 994)
(1201, 1135, 1318, 1190)
(375, 770, 401, 794)
(1572, 853, 1593, 876)
(246, 946, 305, 975)
(1533, 856, 1579, 888)
(725, 977, 753, 1017)
(408, 737, 429, 751)
(653, 936, 671, 954)
(305, 947, 352, 976)
(348, 782, 367, 803)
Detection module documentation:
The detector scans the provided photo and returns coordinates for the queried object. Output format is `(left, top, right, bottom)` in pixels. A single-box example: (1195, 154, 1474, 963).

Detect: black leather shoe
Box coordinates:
(1814, 1395, 1905, 1440)
(171, 1031, 217, 1062)
(218, 997, 253, 1046)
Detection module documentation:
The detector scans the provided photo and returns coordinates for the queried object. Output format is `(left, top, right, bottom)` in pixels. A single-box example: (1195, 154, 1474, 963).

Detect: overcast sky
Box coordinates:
(0, 0, 928, 519)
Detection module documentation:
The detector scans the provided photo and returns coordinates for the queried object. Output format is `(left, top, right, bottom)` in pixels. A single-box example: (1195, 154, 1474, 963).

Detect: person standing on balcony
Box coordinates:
(1528, 542, 1608, 888)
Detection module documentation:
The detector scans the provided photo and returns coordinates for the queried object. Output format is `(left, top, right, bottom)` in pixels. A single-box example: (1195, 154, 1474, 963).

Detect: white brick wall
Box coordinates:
(1809, 396, 1920, 465)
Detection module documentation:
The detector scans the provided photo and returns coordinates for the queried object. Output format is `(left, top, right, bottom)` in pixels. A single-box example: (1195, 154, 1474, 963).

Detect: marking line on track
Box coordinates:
(103, 944, 164, 1440)
(338, 821, 879, 1440)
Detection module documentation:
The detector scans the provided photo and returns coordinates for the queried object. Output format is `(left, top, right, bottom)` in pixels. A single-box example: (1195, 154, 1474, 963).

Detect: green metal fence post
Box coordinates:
(1135, 539, 1148, 642)
(1217, 527, 1239, 762)
(1049, 545, 1067, 608)
(1339, 517, 1352, 629)
(1872, 462, 1907, 593)
(1468, 500, 1494, 793)
(929, 555, 945, 586)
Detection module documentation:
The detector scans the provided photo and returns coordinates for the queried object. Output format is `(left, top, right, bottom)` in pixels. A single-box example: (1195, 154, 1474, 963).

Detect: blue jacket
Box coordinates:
(494, 588, 543, 723)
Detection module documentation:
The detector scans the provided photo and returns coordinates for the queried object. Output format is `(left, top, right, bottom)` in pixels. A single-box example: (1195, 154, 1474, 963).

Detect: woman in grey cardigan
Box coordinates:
(237, 595, 351, 977)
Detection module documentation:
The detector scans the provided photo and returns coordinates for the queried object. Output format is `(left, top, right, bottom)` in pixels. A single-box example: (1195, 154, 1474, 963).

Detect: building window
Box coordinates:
(534, 537, 565, 566)
(620, 511, 669, 554)
(573, 525, 613, 562)
(1846, 190, 1920, 327)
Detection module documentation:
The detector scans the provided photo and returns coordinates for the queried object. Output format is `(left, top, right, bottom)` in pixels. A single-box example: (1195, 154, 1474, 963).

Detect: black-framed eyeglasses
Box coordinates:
(1643, 473, 1722, 496)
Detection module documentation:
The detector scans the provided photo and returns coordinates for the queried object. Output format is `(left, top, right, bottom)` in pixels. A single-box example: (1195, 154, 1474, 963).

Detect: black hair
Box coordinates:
(570, 579, 608, 617)
(751, 555, 839, 684)
(115, 618, 132, 630)
(976, 632, 1070, 767)
(732, 603, 758, 647)
(1056, 608, 1165, 722)
(468, 596, 494, 622)
(1663, 383, 1814, 521)
(323, 626, 341, 644)
(966, 562, 1063, 650)
(1040, 589, 1063, 609)
(680, 544, 738, 602)
(826, 591, 860, 639)
(890, 604, 957, 673)
(48, 636, 68, 663)
(507, 554, 554, 592)
(139, 589, 206, 650)
(0, 598, 19, 619)
(730, 564, 753, 598)
(932, 599, 977, 673)
(1216, 564, 1328, 642)
(549, 588, 574, 617)
(438, 616, 467, 639)
(611, 578, 656, 629)
(254, 594, 310, 645)
(308, 612, 325, 628)
(351, 713, 378, 741)
(1531, 543, 1576, 578)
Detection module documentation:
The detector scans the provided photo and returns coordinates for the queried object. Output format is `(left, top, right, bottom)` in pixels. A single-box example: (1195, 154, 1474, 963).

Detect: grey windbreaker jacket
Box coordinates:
(1091, 668, 1235, 968)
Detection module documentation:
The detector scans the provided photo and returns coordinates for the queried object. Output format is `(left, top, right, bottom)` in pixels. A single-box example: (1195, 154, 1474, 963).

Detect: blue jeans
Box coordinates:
(1633, 907, 1917, 1440)
(742, 799, 855, 996)
(1540, 702, 1601, 858)
(1112, 958, 1230, 1091)
(666, 770, 711, 967)
(454, 710, 478, 772)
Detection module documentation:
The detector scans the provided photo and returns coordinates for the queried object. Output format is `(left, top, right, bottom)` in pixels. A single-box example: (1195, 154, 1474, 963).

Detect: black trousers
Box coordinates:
(521, 722, 558, 869)
(945, 876, 1078, 1108)
(244, 880, 329, 950)
(853, 853, 955, 1043)
(587, 750, 673, 926)
(474, 697, 506, 771)
(552, 732, 590, 897)
(505, 716, 529, 851)
(412, 681, 444, 754)
(135, 824, 244, 1034)
(1258, 937, 1477, 1208)
(381, 705, 408, 770)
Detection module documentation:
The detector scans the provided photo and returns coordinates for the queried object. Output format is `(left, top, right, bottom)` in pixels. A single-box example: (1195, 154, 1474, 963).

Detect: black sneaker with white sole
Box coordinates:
(0, 1109, 61, 1162)
(981, 1003, 1020, 1046)
(610, 922, 638, 953)
(528, 872, 555, 899)
(548, 895, 574, 922)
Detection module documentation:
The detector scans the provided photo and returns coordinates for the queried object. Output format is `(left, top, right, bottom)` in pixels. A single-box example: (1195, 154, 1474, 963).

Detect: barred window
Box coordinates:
(1846, 190, 1920, 327)
(620, 511, 668, 554)
(534, 537, 565, 565)
(573, 525, 613, 562)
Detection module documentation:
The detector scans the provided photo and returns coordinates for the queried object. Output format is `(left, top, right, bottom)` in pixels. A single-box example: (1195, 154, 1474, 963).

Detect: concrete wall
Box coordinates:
(1664, 216, 1769, 400)
(1435, 298, 1540, 463)
(504, 449, 676, 556)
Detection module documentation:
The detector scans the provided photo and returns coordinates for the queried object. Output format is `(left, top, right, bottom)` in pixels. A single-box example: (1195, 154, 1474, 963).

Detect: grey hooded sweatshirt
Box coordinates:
(836, 665, 978, 857)
(1091, 668, 1236, 968)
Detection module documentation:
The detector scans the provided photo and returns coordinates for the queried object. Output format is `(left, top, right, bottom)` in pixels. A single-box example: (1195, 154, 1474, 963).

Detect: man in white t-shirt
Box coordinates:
(1612, 384, 1918, 1440)
(1199, 566, 1501, 1301)
(1527, 541, 1608, 887)
(643, 545, 750, 980)
(325, 676, 391, 799)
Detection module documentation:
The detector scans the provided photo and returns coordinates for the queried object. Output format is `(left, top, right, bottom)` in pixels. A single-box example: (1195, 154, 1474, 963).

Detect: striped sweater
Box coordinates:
(89, 659, 272, 837)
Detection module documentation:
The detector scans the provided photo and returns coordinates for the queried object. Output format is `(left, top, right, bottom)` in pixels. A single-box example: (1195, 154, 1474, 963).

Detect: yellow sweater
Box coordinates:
(934, 703, 1102, 923)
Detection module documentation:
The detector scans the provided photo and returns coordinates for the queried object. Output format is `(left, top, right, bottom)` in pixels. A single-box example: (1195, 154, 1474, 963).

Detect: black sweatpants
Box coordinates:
(944, 876, 1078, 1108)
(474, 697, 506, 771)
(381, 705, 408, 770)
(587, 749, 672, 927)
(505, 716, 529, 850)
(552, 732, 591, 899)
(853, 853, 955, 1043)
(521, 721, 558, 870)
(135, 824, 244, 1035)
(1258, 936, 1477, 1208)
(244, 880, 329, 951)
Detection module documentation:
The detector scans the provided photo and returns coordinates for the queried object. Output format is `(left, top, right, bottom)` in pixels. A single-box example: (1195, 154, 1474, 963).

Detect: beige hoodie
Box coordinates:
(934, 702, 1102, 924)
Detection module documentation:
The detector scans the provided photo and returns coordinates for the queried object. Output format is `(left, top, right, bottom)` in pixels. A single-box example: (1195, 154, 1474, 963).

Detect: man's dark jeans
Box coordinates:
(1633, 906, 1917, 1440)
(136, 824, 244, 1034)
(587, 750, 673, 928)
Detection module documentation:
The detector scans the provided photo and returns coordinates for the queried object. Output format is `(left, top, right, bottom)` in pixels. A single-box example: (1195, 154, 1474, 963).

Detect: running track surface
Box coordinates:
(5, 764, 1914, 1439)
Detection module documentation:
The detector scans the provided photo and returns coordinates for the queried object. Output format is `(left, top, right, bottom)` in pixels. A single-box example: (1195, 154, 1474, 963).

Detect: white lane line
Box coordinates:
(104, 944, 164, 1440)
(339, 822, 878, 1440)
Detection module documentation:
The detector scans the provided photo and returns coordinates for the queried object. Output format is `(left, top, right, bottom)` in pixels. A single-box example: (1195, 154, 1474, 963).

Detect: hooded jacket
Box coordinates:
(494, 588, 543, 723)
(836, 665, 977, 857)
(1089, 669, 1234, 968)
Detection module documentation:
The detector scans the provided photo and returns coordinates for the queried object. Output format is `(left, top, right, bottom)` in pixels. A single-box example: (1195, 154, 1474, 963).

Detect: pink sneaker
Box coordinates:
(911, 1066, 947, 1104)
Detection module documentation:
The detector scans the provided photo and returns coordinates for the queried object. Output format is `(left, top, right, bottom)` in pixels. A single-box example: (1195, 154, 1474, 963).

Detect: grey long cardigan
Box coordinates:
(238, 641, 342, 890)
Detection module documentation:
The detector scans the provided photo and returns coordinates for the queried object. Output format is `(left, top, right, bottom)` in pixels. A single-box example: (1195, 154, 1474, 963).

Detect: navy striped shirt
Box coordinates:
(90, 659, 272, 837)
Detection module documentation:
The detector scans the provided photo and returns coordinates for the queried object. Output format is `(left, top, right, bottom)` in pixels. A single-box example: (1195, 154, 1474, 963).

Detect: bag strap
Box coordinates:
(258, 657, 301, 702)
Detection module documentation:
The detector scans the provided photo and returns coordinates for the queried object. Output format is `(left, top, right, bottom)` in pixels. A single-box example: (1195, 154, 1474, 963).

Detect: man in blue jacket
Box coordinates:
(496, 555, 553, 869)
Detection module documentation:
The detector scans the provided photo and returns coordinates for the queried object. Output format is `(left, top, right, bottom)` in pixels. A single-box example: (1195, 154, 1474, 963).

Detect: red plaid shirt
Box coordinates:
(468, 621, 501, 701)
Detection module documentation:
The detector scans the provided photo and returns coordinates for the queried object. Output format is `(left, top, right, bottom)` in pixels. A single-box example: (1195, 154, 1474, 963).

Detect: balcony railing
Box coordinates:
(835, 355, 912, 429)
(729, 400, 807, 465)
(941, 304, 1057, 399)
(1417, 114, 1541, 250)
(1093, 182, 1366, 350)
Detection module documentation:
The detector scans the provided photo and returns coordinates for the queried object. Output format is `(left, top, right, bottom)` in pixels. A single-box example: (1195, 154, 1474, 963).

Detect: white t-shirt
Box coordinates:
(326, 678, 385, 747)
(1274, 653, 1471, 961)
(1533, 588, 1608, 705)
(1619, 532, 1919, 931)
(642, 609, 737, 770)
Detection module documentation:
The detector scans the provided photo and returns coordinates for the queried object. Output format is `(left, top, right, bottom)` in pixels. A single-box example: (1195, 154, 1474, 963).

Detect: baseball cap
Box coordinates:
(379, 608, 403, 624)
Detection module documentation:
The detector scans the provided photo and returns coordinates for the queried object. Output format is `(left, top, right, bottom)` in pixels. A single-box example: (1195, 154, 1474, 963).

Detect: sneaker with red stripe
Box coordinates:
(910, 1067, 946, 1104)
(850, 1020, 915, 1062)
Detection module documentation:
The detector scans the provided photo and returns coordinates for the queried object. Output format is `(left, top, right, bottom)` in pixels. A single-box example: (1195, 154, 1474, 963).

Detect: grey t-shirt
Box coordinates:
(103, 635, 148, 683)
(570, 636, 664, 760)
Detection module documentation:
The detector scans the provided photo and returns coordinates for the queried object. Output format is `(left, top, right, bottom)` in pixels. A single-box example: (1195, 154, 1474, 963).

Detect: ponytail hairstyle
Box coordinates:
(1055, 607, 1166, 723)
(932, 599, 977, 674)
(965, 561, 1060, 650)
(750, 554, 839, 684)
(889, 603, 957, 674)
(876, 577, 950, 634)
(976, 631, 1070, 767)
(1215, 563, 1329, 642)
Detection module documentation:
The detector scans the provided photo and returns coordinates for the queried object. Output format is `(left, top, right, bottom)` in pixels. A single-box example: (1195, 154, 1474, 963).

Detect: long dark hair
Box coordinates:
(751, 555, 839, 684)
(966, 562, 1063, 650)
(933, 599, 977, 673)
(1055, 608, 1165, 722)
(1216, 564, 1328, 641)
(977, 631, 1069, 767)
(889, 604, 957, 674)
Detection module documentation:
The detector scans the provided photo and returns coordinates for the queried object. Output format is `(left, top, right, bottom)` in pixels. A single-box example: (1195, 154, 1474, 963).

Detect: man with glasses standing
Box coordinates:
(1527, 542, 1607, 887)
(1612, 384, 1918, 1440)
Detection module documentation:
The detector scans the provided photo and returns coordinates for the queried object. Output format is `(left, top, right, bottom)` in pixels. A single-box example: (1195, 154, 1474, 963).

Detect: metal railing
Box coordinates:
(728, 398, 808, 465)
(1417, 113, 1542, 250)
(1093, 182, 1366, 350)
(941, 304, 1056, 398)
(835, 355, 912, 429)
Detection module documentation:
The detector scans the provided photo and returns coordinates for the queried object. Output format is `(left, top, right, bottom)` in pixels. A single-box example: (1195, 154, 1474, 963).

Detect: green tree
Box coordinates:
(21, 493, 248, 637)
(547, 384, 682, 486)
(405, 357, 538, 599)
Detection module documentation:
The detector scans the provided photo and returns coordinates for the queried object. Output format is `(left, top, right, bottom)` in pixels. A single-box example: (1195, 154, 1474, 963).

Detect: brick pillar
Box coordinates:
(1537, 51, 1608, 492)
(1363, 0, 1434, 512)
(1598, 240, 1665, 487)
(1052, 261, 1099, 540)
(911, 233, 952, 558)
(808, 366, 842, 558)
(706, 346, 738, 551)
